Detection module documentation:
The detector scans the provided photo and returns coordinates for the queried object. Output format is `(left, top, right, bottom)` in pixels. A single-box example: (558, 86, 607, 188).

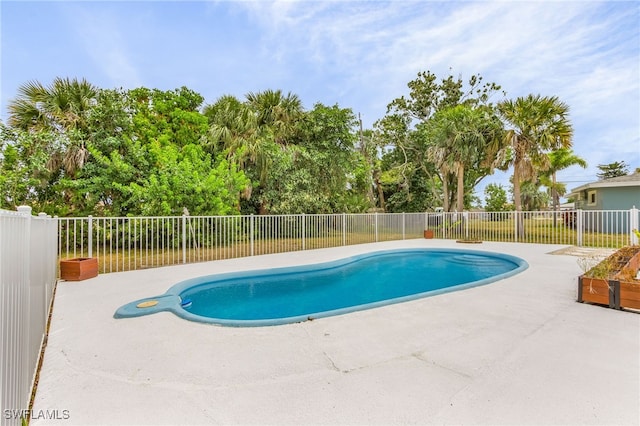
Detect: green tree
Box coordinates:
(73, 86, 247, 216)
(202, 94, 260, 207)
(354, 126, 377, 209)
(297, 103, 358, 209)
(7, 77, 98, 177)
(130, 143, 247, 216)
(539, 148, 587, 213)
(258, 146, 328, 214)
(498, 94, 574, 236)
(245, 89, 303, 146)
(373, 113, 413, 211)
(380, 70, 504, 212)
(256, 103, 366, 214)
(387, 71, 503, 122)
(596, 161, 629, 180)
(421, 104, 505, 212)
(8, 77, 97, 132)
(206, 90, 304, 214)
(518, 179, 550, 211)
(0, 124, 63, 212)
(205, 92, 368, 215)
(202, 95, 257, 158)
(484, 183, 510, 220)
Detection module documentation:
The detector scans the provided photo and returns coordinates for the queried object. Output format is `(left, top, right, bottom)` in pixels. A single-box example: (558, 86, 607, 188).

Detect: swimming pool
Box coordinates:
(114, 248, 528, 326)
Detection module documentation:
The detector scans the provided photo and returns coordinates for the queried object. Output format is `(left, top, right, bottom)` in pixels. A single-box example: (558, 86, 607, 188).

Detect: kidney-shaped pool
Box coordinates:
(114, 248, 528, 327)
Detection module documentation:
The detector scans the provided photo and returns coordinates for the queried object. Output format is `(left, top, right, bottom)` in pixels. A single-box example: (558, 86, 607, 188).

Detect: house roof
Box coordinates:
(569, 172, 640, 193)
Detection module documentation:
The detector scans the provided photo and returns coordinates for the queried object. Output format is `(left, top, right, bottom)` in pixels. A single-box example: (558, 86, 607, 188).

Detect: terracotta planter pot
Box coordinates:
(60, 257, 98, 281)
(423, 230, 434, 239)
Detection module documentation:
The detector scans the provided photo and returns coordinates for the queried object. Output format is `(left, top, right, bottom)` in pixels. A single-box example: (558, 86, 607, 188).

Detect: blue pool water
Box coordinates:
(114, 249, 527, 326)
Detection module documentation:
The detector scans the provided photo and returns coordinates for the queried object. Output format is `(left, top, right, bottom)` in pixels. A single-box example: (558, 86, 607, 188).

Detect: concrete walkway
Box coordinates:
(32, 240, 639, 425)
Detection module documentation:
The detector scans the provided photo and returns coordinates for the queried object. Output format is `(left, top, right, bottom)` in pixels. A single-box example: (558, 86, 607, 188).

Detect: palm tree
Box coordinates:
(498, 94, 573, 237)
(519, 179, 550, 211)
(245, 89, 303, 145)
(6, 80, 49, 130)
(203, 95, 261, 201)
(243, 90, 304, 214)
(541, 148, 587, 211)
(426, 104, 505, 212)
(204, 91, 304, 214)
(7, 77, 98, 176)
(426, 107, 466, 212)
(9, 77, 97, 131)
(203, 95, 257, 159)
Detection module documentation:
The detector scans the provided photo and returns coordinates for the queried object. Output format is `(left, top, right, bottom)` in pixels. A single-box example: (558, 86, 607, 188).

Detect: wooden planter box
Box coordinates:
(60, 257, 98, 281)
(619, 281, 640, 310)
(578, 246, 640, 311)
(578, 276, 615, 307)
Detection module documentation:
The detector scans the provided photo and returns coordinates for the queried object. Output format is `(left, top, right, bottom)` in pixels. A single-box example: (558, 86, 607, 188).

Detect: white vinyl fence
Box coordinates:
(58, 208, 640, 274)
(1, 207, 58, 426)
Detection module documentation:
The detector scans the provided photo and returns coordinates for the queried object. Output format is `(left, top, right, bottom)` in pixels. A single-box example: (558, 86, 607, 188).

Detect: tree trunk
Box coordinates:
(259, 200, 268, 215)
(373, 170, 385, 212)
(552, 171, 559, 228)
(513, 160, 525, 239)
(367, 181, 376, 207)
(456, 162, 465, 212)
(442, 171, 450, 212)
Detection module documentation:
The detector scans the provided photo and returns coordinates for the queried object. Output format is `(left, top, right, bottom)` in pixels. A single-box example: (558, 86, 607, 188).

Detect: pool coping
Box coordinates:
(31, 239, 640, 425)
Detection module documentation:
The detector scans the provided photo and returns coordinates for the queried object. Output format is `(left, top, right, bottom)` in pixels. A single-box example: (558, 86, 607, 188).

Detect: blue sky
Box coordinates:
(1, 1, 639, 202)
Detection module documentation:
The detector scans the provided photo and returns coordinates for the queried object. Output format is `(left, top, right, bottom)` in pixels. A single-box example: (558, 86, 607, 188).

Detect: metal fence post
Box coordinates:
(374, 212, 378, 242)
(513, 211, 518, 243)
(342, 213, 346, 246)
(577, 209, 584, 247)
(402, 212, 406, 240)
(464, 211, 469, 240)
(250, 214, 255, 256)
(87, 215, 93, 258)
(301, 213, 306, 250)
(630, 206, 639, 245)
(182, 214, 187, 264)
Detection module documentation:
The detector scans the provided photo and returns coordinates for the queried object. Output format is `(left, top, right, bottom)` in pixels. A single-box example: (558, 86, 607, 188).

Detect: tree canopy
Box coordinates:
(1, 72, 579, 217)
(596, 161, 629, 180)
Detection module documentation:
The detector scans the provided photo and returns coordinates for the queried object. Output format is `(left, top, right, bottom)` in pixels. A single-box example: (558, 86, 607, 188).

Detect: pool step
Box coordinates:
(446, 255, 505, 267)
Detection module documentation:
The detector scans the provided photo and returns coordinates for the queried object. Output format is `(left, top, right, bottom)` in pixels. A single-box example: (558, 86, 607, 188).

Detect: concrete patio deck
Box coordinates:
(31, 240, 639, 425)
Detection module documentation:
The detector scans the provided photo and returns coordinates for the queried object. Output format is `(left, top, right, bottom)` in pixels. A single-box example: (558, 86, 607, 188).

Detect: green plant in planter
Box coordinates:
(577, 254, 615, 293)
(577, 245, 640, 309)
(578, 255, 615, 279)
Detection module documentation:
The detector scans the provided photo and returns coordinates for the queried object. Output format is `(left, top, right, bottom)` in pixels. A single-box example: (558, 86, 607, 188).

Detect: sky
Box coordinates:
(1, 0, 639, 204)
